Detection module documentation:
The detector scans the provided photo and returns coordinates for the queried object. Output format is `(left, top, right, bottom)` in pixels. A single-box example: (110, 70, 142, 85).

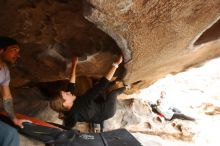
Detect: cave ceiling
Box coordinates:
(0, 0, 220, 89)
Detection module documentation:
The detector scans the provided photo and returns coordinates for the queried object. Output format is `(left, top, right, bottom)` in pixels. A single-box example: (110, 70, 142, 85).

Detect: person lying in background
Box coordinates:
(150, 91, 195, 121)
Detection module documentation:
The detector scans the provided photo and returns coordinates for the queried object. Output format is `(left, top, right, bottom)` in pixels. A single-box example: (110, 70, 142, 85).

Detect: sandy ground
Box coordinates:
(133, 57, 220, 146)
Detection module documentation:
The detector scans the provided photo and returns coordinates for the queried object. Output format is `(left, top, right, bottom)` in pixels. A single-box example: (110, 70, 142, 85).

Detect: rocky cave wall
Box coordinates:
(0, 0, 122, 88)
(0, 0, 220, 89)
(1, 1, 220, 145)
(84, 0, 220, 88)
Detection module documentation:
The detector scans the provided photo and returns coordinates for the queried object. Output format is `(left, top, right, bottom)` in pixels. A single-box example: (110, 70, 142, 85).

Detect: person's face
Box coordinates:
(160, 91, 166, 98)
(157, 99, 161, 105)
(2, 45, 20, 64)
(61, 91, 76, 110)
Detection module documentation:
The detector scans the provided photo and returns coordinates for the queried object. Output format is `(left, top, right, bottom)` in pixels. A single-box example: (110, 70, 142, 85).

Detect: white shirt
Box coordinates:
(156, 104, 174, 120)
(0, 64, 10, 86)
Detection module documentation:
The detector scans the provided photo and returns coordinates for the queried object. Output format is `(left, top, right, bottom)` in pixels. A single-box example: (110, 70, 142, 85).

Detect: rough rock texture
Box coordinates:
(0, 1, 220, 145)
(105, 97, 196, 141)
(0, 0, 121, 87)
(84, 0, 220, 87)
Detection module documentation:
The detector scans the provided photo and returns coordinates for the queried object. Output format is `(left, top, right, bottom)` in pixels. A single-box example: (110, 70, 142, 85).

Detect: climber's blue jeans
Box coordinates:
(0, 120, 19, 146)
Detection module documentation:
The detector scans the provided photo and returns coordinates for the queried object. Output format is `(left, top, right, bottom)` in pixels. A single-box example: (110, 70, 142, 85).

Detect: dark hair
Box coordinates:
(50, 94, 67, 113)
(0, 36, 18, 51)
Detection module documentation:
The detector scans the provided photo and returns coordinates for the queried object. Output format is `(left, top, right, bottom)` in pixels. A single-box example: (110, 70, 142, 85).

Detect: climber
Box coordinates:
(50, 55, 126, 132)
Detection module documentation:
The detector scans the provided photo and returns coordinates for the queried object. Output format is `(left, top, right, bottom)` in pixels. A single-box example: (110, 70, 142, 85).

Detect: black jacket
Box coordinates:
(64, 77, 110, 129)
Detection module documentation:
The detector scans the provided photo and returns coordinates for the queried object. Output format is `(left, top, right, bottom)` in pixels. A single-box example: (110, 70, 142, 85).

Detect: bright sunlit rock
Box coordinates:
(137, 57, 220, 146)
